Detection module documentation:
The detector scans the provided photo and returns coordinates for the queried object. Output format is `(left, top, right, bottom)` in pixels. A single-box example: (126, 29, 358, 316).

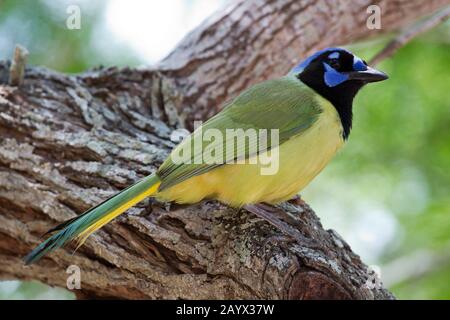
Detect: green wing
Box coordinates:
(157, 76, 322, 190)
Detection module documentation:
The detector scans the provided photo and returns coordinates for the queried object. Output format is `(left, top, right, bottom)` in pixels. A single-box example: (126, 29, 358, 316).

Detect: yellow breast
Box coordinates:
(157, 96, 344, 207)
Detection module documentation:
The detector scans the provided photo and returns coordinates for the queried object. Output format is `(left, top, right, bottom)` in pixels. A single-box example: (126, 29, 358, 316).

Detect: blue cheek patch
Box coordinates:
(353, 56, 367, 71)
(323, 62, 348, 87)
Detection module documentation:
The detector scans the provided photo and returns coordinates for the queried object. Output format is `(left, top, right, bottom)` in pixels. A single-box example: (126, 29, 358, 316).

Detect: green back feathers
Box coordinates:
(157, 76, 321, 189)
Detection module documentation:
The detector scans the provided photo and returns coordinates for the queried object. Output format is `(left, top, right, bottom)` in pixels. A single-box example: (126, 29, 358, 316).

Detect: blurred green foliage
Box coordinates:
(0, 0, 449, 300)
(0, 281, 74, 299)
(358, 39, 450, 299)
(0, 0, 139, 72)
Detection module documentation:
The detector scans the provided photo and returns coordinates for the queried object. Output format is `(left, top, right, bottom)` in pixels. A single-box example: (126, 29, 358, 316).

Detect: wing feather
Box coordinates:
(157, 76, 322, 190)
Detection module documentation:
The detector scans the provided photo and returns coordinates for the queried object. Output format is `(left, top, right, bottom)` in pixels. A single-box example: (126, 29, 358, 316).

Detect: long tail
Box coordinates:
(24, 174, 161, 265)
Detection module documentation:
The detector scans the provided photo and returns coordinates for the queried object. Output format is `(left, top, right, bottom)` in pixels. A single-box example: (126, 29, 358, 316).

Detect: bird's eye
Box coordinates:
(328, 59, 340, 70)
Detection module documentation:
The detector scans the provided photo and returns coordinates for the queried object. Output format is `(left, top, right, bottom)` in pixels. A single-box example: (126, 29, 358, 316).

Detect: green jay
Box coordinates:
(25, 47, 388, 264)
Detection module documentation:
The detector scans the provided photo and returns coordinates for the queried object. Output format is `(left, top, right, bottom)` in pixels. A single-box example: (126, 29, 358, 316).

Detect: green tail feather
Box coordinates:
(24, 174, 160, 265)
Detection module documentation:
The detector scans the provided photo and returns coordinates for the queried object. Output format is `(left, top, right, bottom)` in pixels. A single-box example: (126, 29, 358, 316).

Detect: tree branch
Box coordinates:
(0, 0, 448, 299)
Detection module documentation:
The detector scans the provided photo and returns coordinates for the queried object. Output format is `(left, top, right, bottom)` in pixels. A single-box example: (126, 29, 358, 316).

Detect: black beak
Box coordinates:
(347, 66, 388, 83)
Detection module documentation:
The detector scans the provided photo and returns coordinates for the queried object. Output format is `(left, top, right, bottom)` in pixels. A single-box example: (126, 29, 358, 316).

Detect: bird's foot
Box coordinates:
(264, 234, 320, 251)
(244, 203, 331, 286)
(243, 204, 321, 251)
(258, 234, 301, 287)
(252, 202, 313, 238)
(260, 235, 295, 254)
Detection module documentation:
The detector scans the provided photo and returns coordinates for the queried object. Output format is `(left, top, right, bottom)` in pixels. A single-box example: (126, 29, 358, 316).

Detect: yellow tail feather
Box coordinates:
(76, 182, 160, 248)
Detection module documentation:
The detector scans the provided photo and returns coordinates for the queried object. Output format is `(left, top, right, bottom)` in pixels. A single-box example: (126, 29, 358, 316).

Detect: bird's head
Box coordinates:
(291, 47, 388, 95)
(291, 47, 388, 138)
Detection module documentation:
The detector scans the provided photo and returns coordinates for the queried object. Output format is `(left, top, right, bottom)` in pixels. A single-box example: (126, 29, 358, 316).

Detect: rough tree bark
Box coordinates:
(0, 0, 447, 299)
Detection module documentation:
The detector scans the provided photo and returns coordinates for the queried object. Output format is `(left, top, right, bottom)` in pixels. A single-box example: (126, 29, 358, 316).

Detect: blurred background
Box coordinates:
(0, 0, 449, 299)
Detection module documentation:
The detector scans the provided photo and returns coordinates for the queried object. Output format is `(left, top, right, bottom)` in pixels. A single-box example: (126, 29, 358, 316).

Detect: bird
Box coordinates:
(24, 47, 388, 264)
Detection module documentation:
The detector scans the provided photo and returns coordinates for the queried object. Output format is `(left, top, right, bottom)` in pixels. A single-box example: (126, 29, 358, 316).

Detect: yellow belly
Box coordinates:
(156, 97, 344, 207)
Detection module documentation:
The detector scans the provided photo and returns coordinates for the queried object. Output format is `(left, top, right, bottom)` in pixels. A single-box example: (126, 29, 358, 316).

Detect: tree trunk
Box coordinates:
(0, 0, 447, 299)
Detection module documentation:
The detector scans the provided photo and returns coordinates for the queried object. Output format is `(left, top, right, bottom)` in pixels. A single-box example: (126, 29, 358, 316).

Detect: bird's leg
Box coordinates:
(243, 204, 320, 250)
(254, 202, 312, 237)
(256, 203, 299, 224)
